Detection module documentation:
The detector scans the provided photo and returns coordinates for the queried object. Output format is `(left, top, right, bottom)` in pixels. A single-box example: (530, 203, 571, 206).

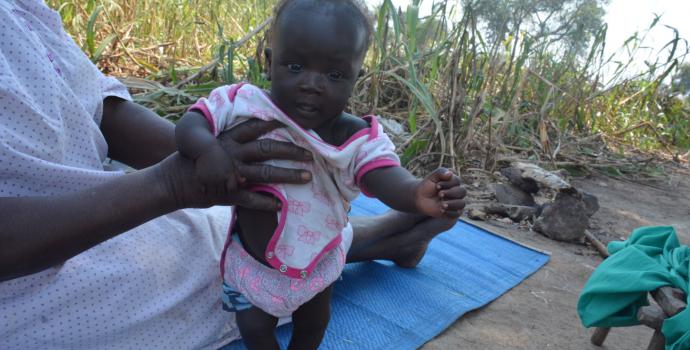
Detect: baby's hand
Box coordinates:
(194, 142, 243, 196)
(414, 168, 467, 218)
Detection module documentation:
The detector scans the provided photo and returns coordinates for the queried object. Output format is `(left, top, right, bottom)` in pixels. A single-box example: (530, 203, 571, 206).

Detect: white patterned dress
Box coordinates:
(0, 1, 241, 349)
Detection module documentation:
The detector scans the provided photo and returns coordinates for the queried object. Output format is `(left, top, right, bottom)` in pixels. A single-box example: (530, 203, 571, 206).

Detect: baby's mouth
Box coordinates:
(296, 102, 318, 113)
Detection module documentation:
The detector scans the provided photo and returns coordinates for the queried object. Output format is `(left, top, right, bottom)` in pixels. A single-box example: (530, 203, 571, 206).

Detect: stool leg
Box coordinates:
(647, 330, 665, 350)
(591, 327, 611, 346)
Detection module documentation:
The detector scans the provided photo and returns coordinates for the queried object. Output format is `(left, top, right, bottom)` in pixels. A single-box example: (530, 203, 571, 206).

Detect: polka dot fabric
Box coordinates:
(0, 1, 240, 348)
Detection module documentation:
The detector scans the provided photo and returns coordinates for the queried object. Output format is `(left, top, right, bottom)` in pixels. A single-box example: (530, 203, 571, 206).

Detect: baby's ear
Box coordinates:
(264, 48, 273, 81)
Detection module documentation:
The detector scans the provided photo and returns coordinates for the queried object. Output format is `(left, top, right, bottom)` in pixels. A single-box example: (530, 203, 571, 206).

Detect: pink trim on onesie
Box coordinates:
(188, 82, 246, 136)
(221, 226, 348, 317)
(249, 185, 344, 279)
(334, 115, 378, 150)
(257, 89, 379, 149)
(226, 83, 245, 102)
(219, 184, 351, 316)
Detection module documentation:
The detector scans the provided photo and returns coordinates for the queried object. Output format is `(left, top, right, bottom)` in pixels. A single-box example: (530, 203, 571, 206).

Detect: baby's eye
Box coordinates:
(287, 64, 303, 72)
(327, 71, 345, 81)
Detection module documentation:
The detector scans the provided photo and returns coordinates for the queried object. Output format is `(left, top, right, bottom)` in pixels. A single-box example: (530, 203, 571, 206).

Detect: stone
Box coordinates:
(511, 162, 572, 191)
(493, 183, 536, 207)
(554, 169, 570, 179)
(500, 167, 539, 194)
(485, 203, 509, 216)
(485, 203, 536, 222)
(378, 117, 405, 136)
(496, 217, 514, 224)
(534, 203, 545, 218)
(581, 191, 600, 216)
(533, 192, 589, 242)
(467, 208, 487, 221)
(507, 206, 537, 222)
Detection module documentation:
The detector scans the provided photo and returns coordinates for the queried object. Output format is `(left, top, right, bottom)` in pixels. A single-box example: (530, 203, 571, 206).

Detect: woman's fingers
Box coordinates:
(236, 163, 312, 184)
(234, 138, 312, 162)
(218, 119, 312, 162)
(214, 118, 313, 186)
(219, 119, 283, 144)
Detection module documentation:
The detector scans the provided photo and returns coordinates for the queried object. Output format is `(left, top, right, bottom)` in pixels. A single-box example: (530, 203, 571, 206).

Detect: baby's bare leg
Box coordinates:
(348, 211, 456, 266)
(288, 285, 334, 350)
(236, 306, 279, 350)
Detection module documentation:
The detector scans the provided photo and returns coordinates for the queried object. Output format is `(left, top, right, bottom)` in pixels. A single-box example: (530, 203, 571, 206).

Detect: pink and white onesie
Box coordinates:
(189, 83, 400, 317)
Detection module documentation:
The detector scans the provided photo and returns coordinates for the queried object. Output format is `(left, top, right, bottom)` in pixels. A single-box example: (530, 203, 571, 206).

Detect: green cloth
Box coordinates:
(577, 226, 690, 350)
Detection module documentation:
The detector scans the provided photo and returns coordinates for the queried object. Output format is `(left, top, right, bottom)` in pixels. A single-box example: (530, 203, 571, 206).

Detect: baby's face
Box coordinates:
(267, 9, 367, 130)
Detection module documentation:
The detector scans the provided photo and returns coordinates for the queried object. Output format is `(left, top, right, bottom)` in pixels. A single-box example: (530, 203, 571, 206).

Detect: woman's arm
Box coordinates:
(100, 96, 177, 169)
(0, 164, 173, 281)
(0, 119, 313, 282)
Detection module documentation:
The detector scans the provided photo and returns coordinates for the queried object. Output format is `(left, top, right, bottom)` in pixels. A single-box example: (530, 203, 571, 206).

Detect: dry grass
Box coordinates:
(49, 0, 690, 179)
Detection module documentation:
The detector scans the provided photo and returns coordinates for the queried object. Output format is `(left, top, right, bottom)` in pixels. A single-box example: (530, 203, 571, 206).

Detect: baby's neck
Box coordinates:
(262, 89, 370, 146)
(312, 112, 375, 147)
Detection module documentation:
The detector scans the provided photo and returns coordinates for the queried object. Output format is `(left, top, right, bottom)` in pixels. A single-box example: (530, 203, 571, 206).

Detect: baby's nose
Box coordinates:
(298, 71, 325, 94)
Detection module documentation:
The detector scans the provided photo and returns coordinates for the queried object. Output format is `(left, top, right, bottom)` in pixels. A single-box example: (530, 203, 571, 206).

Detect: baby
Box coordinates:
(175, 0, 465, 349)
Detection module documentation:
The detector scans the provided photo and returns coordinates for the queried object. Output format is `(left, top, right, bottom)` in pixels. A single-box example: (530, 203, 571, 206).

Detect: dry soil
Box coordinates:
(422, 165, 690, 350)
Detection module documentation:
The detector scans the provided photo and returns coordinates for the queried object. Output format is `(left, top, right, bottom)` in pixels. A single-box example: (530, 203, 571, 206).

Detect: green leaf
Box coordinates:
(408, 99, 418, 133)
(401, 139, 428, 165)
(86, 5, 102, 57)
(91, 33, 116, 63)
(600, 166, 623, 177)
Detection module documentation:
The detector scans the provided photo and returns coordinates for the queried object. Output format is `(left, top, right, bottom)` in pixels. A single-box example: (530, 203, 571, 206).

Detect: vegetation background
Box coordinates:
(47, 0, 690, 178)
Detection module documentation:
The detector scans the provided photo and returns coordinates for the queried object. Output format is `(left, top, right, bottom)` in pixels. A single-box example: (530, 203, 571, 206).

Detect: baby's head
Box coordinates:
(265, 0, 373, 129)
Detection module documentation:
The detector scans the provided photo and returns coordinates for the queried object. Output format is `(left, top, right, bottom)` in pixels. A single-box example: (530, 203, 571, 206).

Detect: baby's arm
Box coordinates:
(361, 166, 465, 218)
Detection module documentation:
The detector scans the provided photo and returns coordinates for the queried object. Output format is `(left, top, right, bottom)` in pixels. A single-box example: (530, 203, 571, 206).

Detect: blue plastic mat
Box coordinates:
(223, 196, 550, 350)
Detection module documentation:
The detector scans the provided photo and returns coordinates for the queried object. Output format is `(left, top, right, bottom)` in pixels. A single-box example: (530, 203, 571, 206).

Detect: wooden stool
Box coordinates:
(590, 286, 687, 350)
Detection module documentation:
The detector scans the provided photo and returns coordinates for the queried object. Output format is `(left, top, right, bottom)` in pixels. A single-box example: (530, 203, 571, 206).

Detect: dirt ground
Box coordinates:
(422, 165, 690, 350)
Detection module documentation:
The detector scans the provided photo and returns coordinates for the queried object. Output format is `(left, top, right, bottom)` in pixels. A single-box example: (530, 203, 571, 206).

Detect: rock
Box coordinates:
(500, 167, 539, 194)
(507, 206, 537, 222)
(486, 203, 536, 222)
(485, 203, 509, 216)
(467, 208, 487, 221)
(533, 192, 589, 242)
(554, 169, 570, 180)
(534, 203, 545, 218)
(496, 217, 514, 224)
(511, 162, 572, 191)
(378, 117, 405, 136)
(581, 191, 599, 216)
(493, 183, 536, 207)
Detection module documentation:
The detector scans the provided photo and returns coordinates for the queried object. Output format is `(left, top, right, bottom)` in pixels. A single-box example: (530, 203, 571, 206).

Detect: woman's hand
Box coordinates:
(160, 119, 313, 211)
